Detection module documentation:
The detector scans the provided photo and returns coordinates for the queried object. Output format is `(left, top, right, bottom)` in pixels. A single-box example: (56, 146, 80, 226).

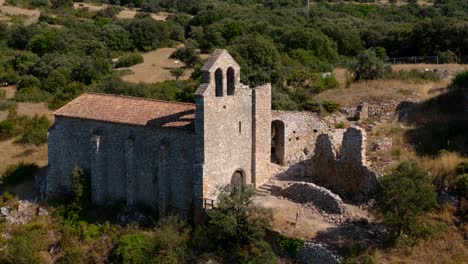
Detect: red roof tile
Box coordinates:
(54, 93, 195, 130)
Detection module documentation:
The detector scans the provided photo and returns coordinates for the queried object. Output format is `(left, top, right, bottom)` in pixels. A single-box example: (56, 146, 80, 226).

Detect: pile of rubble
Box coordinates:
(0, 200, 47, 225)
(371, 137, 393, 152)
(281, 182, 346, 215)
(298, 242, 341, 264)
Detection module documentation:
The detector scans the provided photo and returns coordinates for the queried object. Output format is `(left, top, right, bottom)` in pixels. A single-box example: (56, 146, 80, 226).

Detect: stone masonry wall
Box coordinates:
(272, 111, 327, 167)
(310, 127, 377, 201)
(195, 51, 254, 201)
(47, 117, 196, 217)
(252, 84, 272, 187)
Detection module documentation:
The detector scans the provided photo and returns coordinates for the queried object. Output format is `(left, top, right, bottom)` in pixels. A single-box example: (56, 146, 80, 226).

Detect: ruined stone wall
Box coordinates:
(272, 111, 327, 167)
(47, 117, 195, 217)
(310, 127, 377, 201)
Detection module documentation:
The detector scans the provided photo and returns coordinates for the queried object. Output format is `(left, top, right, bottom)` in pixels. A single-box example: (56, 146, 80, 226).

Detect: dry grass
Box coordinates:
(0, 86, 16, 99)
(73, 2, 170, 21)
(319, 65, 467, 107)
(16, 102, 54, 121)
(376, 221, 468, 264)
(122, 47, 196, 83)
(0, 0, 40, 25)
(0, 138, 48, 176)
(419, 152, 468, 178)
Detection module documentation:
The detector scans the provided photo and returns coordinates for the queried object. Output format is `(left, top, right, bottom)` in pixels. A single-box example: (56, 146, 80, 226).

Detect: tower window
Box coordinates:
(215, 68, 223, 97)
(239, 121, 242, 133)
(227, 67, 235, 95)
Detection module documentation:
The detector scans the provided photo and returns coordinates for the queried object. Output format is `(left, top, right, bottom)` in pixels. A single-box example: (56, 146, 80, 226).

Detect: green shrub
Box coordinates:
(15, 87, 52, 102)
(16, 115, 50, 145)
(457, 174, 468, 200)
(3, 223, 49, 264)
(322, 100, 340, 113)
(375, 162, 437, 238)
(0, 119, 21, 140)
(452, 71, 468, 88)
(0, 100, 17, 111)
(335, 121, 346, 129)
(111, 233, 148, 264)
(277, 234, 304, 257)
(1, 162, 39, 186)
(456, 162, 468, 175)
(0, 90, 5, 100)
(0, 192, 17, 207)
(116, 53, 144, 68)
(350, 49, 389, 81)
(69, 166, 91, 215)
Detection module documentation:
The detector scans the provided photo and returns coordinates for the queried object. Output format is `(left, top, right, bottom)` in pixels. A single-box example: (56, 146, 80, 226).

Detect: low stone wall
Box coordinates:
(281, 182, 346, 214)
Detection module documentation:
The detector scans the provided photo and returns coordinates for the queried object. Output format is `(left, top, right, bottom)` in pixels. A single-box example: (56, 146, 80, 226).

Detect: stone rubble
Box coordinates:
(281, 182, 346, 215)
(298, 242, 341, 264)
(371, 137, 393, 152)
(0, 200, 48, 225)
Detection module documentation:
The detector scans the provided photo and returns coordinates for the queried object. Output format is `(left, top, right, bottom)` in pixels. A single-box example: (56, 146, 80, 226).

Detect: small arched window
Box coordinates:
(227, 67, 235, 95)
(215, 68, 223, 97)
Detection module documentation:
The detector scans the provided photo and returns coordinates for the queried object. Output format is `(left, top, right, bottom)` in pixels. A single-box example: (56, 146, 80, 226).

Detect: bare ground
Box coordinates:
(73, 2, 170, 21)
(255, 174, 370, 240)
(0, 138, 48, 175)
(320, 64, 468, 107)
(122, 47, 192, 83)
(0, 0, 40, 25)
(1, 85, 16, 99)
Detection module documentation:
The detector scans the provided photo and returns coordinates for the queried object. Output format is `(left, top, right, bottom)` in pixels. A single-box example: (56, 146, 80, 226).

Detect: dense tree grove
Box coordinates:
(1, 0, 467, 110)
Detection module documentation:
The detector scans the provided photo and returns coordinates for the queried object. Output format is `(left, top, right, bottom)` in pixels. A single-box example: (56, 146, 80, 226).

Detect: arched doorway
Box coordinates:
(231, 170, 245, 186)
(271, 120, 285, 165)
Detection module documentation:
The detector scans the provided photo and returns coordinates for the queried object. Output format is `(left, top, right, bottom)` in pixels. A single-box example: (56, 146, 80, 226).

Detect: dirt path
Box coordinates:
(0, 0, 40, 25)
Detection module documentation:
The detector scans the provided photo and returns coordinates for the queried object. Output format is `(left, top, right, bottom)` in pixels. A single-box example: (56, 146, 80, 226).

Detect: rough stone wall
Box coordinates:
(252, 84, 272, 187)
(310, 130, 344, 189)
(194, 51, 254, 201)
(271, 111, 327, 167)
(335, 127, 376, 201)
(47, 117, 195, 217)
(310, 126, 377, 201)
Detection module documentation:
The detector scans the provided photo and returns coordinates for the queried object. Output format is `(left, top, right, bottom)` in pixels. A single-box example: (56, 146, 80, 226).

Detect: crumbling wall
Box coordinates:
(310, 127, 377, 202)
(271, 111, 326, 167)
(310, 130, 344, 190)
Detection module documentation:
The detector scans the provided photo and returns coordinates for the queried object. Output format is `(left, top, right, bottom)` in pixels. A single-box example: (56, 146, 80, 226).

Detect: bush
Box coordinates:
(0, 119, 21, 140)
(351, 49, 389, 81)
(15, 87, 52, 103)
(456, 162, 468, 175)
(69, 166, 91, 214)
(375, 162, 437, 238)
(116, 53, 144, 68)
(277, 234, 304, 257)
(111, 233, 148, 264)
(1, 162, 38, 186)
(2, 223, 49, 264)
(457, 174, 468, 200)
(16, 115, 51, 145)
(0, 100, 17, 111)
(322, 100, 340, 113)
(170, 46, 201, 68)
(452, 71, 468, 88)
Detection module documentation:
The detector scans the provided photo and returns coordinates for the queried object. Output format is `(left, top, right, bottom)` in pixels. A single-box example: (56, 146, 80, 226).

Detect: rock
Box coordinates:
(0, 206, 11, 217)
(371, 137, 392, 152)
(356, 102, 369, 122)
(49, 243, 60, 254)
(298, 242, 340, 264)
(36, 207, 48, 216)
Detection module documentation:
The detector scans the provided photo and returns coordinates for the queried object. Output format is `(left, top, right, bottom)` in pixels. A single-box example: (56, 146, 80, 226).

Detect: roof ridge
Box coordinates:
(84, 92, 196, 106)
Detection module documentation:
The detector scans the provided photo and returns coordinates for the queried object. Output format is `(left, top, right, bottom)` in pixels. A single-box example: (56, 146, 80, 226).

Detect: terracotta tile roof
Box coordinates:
(54, 93, 195, 130)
